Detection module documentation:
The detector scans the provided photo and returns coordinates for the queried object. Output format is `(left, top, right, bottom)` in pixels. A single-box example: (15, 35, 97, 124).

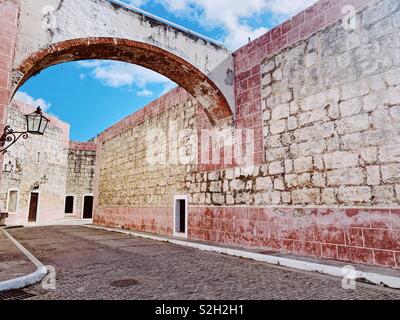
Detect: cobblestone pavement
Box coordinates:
(8, 226, 400, 300)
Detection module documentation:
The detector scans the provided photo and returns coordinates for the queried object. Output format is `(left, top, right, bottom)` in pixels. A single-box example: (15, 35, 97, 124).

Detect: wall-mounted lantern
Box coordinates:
(3, 161, 13, 173)
(0, 107, 50, 154)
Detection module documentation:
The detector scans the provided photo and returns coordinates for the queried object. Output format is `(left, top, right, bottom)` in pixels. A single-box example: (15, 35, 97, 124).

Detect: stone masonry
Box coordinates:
(0, 100, 97, 224)
(3, 0, 400, 269)
(95, 88, 197, 235)
(92, 0, 400, 269)
(0, 100, 69, 224)
(66, 141, 97, 218)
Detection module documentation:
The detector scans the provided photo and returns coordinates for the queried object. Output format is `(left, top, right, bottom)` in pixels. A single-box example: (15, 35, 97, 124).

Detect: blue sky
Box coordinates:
(16, 0, 315, 141)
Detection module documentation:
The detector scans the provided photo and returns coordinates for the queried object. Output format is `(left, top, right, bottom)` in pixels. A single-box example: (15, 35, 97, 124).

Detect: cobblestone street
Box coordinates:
(6, 226, 400, 300)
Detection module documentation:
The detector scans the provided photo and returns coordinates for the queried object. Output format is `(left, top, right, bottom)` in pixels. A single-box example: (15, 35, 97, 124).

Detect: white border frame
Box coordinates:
(81, 193, 94, 220)
(27, 191, 40, 223)
(173, 195, 189, 238)
(64, 194, 76, 216)
(6, 188, 19, 214)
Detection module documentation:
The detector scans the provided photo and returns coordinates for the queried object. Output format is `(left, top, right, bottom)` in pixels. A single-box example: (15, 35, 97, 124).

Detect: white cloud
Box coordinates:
(77, 60, 175, 96)
(14, 91, 52, 111)
(153, 0, 316, 49)
(137, 89, 153, 97)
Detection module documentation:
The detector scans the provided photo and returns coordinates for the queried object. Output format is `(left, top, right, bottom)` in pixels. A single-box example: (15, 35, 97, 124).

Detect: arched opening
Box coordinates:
(12, 38, 233, 125)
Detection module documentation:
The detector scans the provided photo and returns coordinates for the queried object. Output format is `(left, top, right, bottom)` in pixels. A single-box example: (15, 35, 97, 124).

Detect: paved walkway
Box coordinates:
(7, 225, 400, 300)
(0, 229, 36, 282)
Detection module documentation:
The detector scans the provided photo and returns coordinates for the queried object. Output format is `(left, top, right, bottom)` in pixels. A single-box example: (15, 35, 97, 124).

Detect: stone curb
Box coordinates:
(86, 225, 400, 290)
(0, 228, 47, 292)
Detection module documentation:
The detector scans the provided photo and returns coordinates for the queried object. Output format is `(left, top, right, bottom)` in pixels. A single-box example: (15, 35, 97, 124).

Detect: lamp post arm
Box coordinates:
(0, 125, 29, 154)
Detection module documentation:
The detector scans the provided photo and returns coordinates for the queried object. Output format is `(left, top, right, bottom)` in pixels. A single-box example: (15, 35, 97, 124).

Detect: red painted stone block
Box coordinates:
(343, 0, 371, 10)
(280, 239, 294, 252)
(373, 250, 396, 268)
(259, 237, 281, 250)
(0, 19, 17, 40)
(258, 32, 271, 46)
(247, 100, 261, 115)
(254, 152, 264, 165)
(345, 228, 364, 247)
(0, 70, 7, 89)
(0, 36, 12, 57)
(236, 79, 248, 94)
(325, 4, 341, 24)
(236, 90, 252, 106)
(351, 247, 374, 264)
(287, 28, 300, 46)
(395, 252, 400, 269)
(363, 229, 400, 251)
(270, 26, 282, 41)
(321, 244, 338, 259)
(338, 246, 374, 264)
(300, 15, 326, 39)
(248, 74, 261, 88)
(370, 209, 391, 229)
(0, 53, 11, 72)
(251, 65, 260, 76)
(305, 4, 319, 21)
(267, 35, 288, 56)
(344, 209, 371, 228)
(251, 87, 261, 102)
(318, 0, 338, 14)
(391, 209, 400, 230)
(293, 241, 322, 257)
(315, 226, 346, 245)
(0, 86, 10, 105)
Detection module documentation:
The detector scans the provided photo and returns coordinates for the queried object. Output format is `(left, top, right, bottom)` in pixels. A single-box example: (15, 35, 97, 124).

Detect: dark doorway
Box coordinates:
(83, 196, 94, 219)
(179, 200, 186, 233)
(28, 193, 39, 222)
(64, 196, 74, 214)
(174, 197, 187, 235)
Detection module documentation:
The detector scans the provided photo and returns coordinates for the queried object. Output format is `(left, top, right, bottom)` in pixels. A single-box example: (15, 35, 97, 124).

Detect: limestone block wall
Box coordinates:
(0, 100, 70, 224)
(66, 141, 97, 218)
(188, 0, 400, 268)
(93, 0, 400, 268)
(94, 88, 198, 235)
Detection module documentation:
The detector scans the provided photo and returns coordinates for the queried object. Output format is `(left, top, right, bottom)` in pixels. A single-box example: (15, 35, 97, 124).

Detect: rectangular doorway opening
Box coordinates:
(174, 196, 188, 238)
(83, 195, 94, 219)
(64, 196, 74, 214)
(28, 192, 39, 223)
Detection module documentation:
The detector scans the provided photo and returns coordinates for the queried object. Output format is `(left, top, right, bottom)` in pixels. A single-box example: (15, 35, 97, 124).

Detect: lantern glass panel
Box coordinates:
(39, 117, 49, 134)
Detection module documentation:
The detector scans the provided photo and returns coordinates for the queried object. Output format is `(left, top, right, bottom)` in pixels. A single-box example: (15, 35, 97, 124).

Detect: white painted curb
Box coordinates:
(86, 225, 400, 290)
(0, 228, 47, 292)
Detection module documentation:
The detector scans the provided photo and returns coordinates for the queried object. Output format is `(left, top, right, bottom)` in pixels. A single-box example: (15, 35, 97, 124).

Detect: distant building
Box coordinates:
(0, 100, 96, 225)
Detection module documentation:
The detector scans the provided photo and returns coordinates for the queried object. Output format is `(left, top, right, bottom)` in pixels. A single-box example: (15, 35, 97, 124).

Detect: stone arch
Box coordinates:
(12, 37, 233, 125)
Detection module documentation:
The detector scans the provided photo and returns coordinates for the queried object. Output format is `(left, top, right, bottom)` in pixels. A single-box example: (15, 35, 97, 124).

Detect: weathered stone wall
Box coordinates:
(0, 100, 70, 224)
(187, 0, 400, 268)
(261, 0, 400, 207)
(66, 141, 97, 217)
(94, 0, 400, 268)
(94, 88, 198, 234)
(0, 0, 19, 182)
